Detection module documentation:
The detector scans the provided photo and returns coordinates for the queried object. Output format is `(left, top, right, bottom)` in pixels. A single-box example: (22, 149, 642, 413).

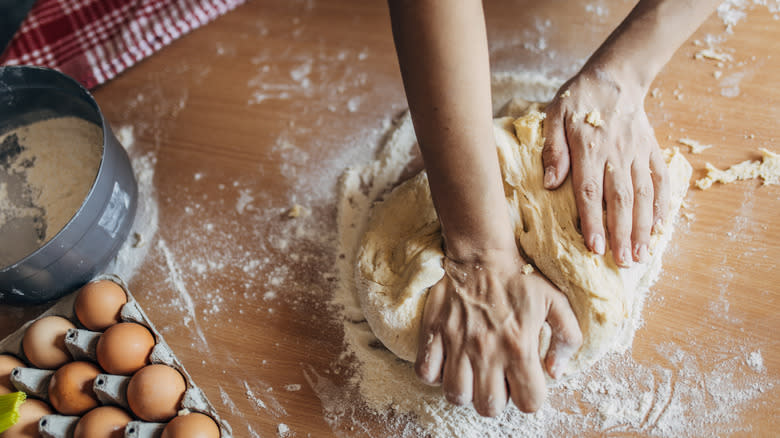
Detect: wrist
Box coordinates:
(581, 54, 654, 98)
(441, 229, 521, 266)
(577, 61, 651, 102)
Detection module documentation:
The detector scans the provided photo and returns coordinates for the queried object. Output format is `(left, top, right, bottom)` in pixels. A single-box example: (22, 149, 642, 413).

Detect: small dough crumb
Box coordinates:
(678, 138, 713, 154)
(651, 88, 661, 98)
(694, 49, 732, 62)
(521, 264, 534, 275)
(695, 148, 780, 189)
(585, 110, 604, 127)
(560, 89, 571, 98)
(287, 204, 308, 218)
(713, 70, 723, 79)
(606, 162, 615, 173)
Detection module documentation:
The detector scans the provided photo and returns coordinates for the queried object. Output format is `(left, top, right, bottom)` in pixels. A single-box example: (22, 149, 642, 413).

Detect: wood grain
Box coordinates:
(1, 1, 778, 436)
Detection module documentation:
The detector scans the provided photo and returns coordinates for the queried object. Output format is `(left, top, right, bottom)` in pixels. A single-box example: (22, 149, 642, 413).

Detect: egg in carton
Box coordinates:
(0, 274, 232, 438)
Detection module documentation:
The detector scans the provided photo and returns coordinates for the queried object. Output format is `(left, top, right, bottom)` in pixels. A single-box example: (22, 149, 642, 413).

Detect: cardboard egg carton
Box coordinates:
(0, 274, 233, 438)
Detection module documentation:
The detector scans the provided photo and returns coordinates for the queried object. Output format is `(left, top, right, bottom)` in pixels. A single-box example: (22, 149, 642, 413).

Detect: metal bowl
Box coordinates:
(0, 66, 137, 304)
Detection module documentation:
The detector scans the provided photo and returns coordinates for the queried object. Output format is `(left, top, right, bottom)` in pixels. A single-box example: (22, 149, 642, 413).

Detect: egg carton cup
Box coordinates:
(0, 274, 233, 438)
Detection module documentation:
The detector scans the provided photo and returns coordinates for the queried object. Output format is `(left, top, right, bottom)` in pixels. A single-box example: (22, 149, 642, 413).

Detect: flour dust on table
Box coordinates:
(324, 73, 776, 437)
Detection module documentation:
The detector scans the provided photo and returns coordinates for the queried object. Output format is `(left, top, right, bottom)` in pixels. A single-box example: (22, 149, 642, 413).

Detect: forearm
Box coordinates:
(388, 0, 515, 260)
(585, 0, 721, 92)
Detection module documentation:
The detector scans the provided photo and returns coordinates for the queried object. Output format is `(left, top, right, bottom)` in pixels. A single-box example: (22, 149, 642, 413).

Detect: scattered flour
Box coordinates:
(746, 350, 765, 373)
(219, 385, 243, 417)
(103, 126, 160, 282)
(277, 423, 291, 437)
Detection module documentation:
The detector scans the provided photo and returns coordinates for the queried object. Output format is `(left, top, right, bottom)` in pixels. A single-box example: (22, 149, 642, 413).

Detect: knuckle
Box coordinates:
(542, 146, 563, 163)
(578, 178, 601, 202)
(634, 183, 653, 201)
(504, 337, 533, 362)
(466, 334, 490, 357)
(652, 164, 669, 184)
(611, 186, 633, 208)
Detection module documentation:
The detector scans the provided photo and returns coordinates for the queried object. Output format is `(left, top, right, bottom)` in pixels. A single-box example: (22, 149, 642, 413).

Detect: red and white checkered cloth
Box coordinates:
(0, 0, 245, 89)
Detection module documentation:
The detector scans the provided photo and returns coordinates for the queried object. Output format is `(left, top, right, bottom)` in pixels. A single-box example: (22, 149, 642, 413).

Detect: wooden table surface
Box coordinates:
(2, 1, 778, 436)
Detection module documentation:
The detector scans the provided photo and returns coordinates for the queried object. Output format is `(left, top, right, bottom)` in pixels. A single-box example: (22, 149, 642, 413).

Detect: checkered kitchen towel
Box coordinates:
(0, 0, 245, 89)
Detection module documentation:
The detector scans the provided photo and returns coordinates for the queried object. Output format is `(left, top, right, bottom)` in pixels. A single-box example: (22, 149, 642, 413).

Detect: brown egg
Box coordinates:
(73, 406, 132, 438)
(2, 398, 53, 438)
(48, 361, 101, 415)
(161, 412, 221, 438)
(96, 322, 155, 375)
(0, 354, 25, 394)
(74, 280, 127, 331)
(127, 364, 186, 422)
(22, 316, 75, 369)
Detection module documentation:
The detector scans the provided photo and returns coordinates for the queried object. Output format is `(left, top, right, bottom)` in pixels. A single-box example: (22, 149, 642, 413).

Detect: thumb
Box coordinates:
(543, 291, 582, 379)
(542, 107, 570, 189)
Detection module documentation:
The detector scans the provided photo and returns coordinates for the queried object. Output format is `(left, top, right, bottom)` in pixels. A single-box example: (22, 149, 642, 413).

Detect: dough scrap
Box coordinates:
(356, 102, 692, 375)
(695, 148, 780, 189)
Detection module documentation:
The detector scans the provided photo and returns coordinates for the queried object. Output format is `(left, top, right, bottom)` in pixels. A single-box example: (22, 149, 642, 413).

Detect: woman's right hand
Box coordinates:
(415, 248, 582, 416)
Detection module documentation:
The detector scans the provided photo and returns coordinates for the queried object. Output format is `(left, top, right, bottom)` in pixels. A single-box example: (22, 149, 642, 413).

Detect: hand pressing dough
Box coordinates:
(356, 101, 692, 375)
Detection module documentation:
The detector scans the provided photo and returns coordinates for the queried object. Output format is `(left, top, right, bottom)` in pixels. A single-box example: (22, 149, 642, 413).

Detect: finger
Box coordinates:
(542, 104, 571, 189)
(631, 161, 654, 263)
(571, 145, 606, 255)
(442, 353, 473, 406)
(604, 162, 634, 267)
(415, 331, 444, 385)
(472, 358, 508, 417)
(543, 291, 583, 379)
(415, 283, 446, 385)
(505, 337, 547, 413)
(649, 148, 670, 234)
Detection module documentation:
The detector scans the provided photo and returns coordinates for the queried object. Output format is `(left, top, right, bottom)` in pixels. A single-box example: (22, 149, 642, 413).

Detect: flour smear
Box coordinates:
(320, 72, 777, 437)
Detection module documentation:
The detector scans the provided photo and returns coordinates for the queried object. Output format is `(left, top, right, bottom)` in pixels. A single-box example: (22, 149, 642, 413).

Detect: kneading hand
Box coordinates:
(415, 249, 582, 417)
(542, 69, 671, 267)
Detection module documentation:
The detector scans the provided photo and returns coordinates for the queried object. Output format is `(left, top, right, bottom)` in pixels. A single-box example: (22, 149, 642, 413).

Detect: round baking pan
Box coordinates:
(0, 66, 137, 304)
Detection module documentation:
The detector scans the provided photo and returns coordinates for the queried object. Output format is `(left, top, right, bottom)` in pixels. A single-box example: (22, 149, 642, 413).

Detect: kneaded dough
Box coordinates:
(356, 101, 692, 374)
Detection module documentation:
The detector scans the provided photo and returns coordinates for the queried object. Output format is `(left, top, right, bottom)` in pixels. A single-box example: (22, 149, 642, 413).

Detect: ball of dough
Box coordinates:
(356, 104, 692, 374)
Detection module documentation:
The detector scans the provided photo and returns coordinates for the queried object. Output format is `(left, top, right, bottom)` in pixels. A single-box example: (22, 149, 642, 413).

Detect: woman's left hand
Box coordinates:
(541, 68, 670, 267)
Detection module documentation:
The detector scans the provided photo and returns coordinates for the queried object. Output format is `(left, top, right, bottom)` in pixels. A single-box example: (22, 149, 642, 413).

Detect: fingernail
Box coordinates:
(544, 167, 556, 188)
(620, 247, 633, 267)
(591, 234, 605, 255)
(634, 243, 649, 263)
